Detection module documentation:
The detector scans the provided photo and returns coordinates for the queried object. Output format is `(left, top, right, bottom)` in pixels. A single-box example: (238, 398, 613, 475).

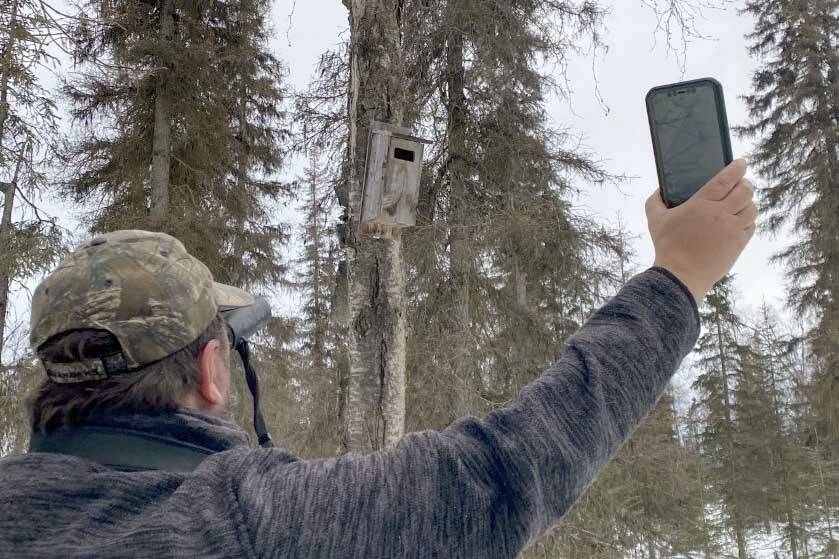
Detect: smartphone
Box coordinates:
(646, 78, 734, 207)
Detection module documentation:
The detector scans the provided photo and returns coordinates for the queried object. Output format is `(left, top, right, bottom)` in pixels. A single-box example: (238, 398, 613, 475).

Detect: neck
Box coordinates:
(177, 392, 227, 418)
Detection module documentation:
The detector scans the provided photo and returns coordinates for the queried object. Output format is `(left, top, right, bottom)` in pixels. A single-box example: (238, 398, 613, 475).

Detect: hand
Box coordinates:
(645, 159, 758, 303)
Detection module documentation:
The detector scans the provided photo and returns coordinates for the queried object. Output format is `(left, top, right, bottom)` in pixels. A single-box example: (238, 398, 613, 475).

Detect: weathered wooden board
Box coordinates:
(359, 121, 429, 235)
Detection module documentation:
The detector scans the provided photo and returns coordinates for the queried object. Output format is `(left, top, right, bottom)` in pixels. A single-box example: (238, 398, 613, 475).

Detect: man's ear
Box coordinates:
(196, 339, 224, 407)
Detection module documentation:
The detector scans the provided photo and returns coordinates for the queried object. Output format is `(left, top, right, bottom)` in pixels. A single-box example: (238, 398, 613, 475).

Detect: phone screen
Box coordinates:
(648, 82, 727, 206)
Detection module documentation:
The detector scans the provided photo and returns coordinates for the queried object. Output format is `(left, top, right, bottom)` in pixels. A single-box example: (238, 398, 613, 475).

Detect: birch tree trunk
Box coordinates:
(150, 0, 175, 226)
(0, 0, 20, 363)
(342, 0, 407, 451)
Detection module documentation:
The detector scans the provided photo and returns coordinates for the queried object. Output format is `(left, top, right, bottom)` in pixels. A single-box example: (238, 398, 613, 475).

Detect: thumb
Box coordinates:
(645, 188, 667, 222)
(695, 159, 748, 202)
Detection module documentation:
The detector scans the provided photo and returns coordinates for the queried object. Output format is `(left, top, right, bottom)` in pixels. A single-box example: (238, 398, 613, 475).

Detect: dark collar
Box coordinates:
(28, 409, 254, 473)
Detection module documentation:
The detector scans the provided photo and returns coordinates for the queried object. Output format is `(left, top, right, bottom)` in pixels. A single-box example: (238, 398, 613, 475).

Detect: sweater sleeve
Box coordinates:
(231, 267, 701, 559)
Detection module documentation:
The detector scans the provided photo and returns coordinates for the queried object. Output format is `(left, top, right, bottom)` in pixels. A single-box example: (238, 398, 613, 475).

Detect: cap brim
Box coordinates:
(213, 282, 256, 311)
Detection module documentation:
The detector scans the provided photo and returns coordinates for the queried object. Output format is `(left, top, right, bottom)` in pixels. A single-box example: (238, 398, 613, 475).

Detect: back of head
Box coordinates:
(27, 317, 227, 432)
(26, 230, 254, 432)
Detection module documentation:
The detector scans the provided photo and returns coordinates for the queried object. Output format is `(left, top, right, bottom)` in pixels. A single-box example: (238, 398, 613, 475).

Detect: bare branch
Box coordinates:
(640, 0, 734, 72)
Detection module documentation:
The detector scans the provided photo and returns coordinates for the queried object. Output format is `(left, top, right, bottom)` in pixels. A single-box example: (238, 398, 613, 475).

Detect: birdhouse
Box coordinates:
(359, 121, 430, 237)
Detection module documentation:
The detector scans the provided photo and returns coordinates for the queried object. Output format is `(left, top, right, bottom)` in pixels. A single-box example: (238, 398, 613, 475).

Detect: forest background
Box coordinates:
(1, 0, 837, 557)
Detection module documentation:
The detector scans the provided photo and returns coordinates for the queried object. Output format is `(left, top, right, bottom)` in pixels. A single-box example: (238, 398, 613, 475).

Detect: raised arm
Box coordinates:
(232, 161, 757, 559)
(231, 268, 697, 558)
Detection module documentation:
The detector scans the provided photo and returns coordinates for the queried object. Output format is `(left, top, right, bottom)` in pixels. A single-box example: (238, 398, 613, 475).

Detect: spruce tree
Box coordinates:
(751, 303, 812, 559)
(0, 0, 63, 363)
(737, 0, 839, 449)
(615, 390, 709, 559)
(293, 44, 351, 451)
(691, 286, 808, 559)
(791, 317, 839, 557)
(684, 399, 722, 559)
(291, 148, 341, 457)
(730, 329, 778, 528)
(402, 0, 624, 433)
(692, 275, 752, 559)
(61, 0, 288, 288)
(0, 356, 41, 455)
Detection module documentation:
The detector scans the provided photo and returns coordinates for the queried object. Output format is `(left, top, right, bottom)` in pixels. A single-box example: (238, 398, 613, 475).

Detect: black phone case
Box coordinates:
(645, 77, 734, 208)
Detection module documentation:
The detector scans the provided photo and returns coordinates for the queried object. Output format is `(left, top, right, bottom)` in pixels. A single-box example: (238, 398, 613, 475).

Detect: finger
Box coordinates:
(724, 178, 755, 215)
(742, 222, 757, 245)
(696, 159, 748, 202)
(645, 189, 667, 221)
(735, 201, 758, 230)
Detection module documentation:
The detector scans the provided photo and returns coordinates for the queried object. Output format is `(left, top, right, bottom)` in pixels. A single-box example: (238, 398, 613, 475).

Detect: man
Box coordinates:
(0, 160, 757, 558)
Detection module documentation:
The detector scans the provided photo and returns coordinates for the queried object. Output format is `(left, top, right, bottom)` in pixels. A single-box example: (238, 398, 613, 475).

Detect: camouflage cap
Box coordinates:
(29, 230, 254, 383)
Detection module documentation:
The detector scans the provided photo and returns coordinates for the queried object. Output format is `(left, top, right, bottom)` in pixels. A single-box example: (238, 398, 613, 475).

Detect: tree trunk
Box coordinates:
(815, 443, 839, 559)
(766, 339, 799, 559)
(821, 11, 839, 390)
(445, 0, 475, 410)
(342, 0, 407, 451)
(514, 257, 527, 309)
(716, 316, 748, 559)
(688, 409, 714, 559)
(334, 258, 350, 450)
(0, 180, 15, 364)
(0, 0, 20, 364)
(150, 0, 175, 227)
(617, 222, 631, 284)
(231, 92, 249, 286)
(0, 0, 17, 148)
(811, 5, 839, 409)
(309, 149, 326, 372)
(698, 451, 713, 559)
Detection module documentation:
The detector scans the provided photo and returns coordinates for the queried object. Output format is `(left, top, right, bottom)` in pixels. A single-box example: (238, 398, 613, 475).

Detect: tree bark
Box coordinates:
(765, 329, 798, 559)
(445, 0, 474, 409)
(514, 257, 527, 309)
(225, 91, 249, 287)
(150, 0, 175, 227)
(820, 9, 839, 375)
(308, 149, 326, 372)
(0, 180, 15, 364)
(0, 0, 17, 148)
(816, 438, 839, 559)
(0, 0, 20, 364)
(697, 440, 713, 559)
(715, 316, 748, 559)
(687, 408, 714, 559)
(334, 259, 350, 450)
(343, 0, 407, 451)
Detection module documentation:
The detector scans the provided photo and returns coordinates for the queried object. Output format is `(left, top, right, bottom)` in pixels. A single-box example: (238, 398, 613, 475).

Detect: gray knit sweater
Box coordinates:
(0, 267, 700, 559)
